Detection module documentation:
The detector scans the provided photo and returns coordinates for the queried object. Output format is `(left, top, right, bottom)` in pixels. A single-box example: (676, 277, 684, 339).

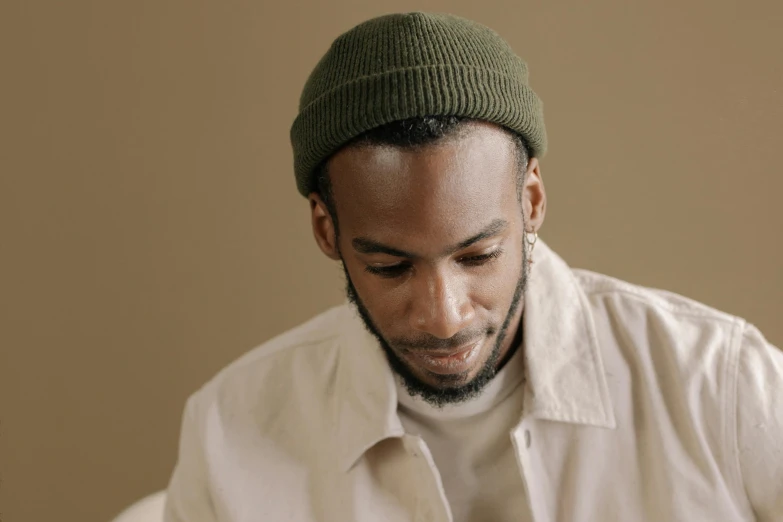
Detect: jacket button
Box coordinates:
(525, 430, 532, 448)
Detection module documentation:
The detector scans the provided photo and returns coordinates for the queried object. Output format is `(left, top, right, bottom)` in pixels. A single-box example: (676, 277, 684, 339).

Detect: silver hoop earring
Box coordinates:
(525, 230, 538, 263)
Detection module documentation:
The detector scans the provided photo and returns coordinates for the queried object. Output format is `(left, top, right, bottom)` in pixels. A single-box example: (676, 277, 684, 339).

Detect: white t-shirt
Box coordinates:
(396, 346, 531, 522)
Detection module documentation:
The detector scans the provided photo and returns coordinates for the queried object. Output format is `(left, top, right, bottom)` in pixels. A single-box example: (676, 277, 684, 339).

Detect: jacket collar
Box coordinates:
(335, 304, 405, 471)
(521, 241, 616, 429)
(335, 239, 616, 471)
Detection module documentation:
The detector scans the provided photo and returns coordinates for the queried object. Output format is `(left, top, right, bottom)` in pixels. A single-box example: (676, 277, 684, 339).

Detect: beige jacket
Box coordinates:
(164, 242, 783, 521)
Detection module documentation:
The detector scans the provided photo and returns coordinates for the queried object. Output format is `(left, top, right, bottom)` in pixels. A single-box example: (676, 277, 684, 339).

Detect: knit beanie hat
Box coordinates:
(290, 12, 547, 197)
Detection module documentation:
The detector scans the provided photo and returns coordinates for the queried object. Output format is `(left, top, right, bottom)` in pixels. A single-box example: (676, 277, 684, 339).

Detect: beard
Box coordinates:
(342, 245, 529, 408)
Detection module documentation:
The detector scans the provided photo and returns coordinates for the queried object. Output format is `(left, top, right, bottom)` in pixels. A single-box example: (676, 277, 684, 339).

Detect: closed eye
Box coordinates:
(364, 262, 411, 278)
(364, 249, 504, 279)
(459, 249, 504, 266)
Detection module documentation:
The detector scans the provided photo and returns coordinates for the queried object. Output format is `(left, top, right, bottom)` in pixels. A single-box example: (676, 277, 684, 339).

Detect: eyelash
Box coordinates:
(364, 249, 505, 279)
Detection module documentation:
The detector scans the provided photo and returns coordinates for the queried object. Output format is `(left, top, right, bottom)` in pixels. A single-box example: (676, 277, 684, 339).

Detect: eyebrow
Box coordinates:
(351, 218, 509, 259)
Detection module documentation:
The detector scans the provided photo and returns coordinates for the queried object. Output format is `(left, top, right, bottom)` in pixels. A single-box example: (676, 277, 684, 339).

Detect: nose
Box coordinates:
(409, 268, 475, 339)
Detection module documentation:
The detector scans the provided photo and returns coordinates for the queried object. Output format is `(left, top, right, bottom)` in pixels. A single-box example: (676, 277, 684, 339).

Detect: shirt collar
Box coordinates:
(334, 239, 616, 471)
(335, 305, 405, 471)
(522, 240, 616, 429)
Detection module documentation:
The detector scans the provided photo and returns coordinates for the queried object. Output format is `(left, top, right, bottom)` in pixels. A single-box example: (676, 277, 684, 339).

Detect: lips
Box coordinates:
(404, 340, 483, 375)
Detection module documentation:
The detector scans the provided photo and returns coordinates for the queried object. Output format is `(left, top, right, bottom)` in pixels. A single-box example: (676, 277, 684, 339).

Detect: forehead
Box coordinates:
(328, 122, 521, 252)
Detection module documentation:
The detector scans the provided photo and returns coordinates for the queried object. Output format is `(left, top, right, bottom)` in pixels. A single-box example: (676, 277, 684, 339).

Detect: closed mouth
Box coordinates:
(403, 340, 484, 375)
(409, 343, 477, 359)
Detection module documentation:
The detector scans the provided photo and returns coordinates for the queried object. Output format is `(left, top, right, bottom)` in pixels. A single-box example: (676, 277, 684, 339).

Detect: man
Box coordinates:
(164, 12, 783, 522)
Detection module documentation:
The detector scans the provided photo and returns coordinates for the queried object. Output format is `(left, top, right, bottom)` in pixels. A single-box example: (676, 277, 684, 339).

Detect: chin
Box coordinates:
(384, 336, 503, 406)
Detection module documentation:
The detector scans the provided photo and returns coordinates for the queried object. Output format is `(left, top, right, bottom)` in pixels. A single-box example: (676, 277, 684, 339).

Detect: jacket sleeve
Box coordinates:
(736, 323, 783, 521)
(163, 392, 218, 522)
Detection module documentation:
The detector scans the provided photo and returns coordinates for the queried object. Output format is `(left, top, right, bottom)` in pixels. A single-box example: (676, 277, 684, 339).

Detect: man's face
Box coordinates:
(311, 122, 544, 405)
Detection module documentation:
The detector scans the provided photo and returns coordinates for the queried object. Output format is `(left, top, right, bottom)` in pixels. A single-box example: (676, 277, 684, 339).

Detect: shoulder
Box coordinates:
(571, 267, 780, 371)
(189, 304, 353, 430)
(565, 268, 782, 514)
(215, 304, 348, 380)
(570, 268, 748, 388)
(573, 267, 742, 330)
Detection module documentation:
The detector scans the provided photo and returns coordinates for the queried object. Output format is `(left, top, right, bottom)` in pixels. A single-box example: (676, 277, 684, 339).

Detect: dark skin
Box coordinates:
(310, 122, 546, 397)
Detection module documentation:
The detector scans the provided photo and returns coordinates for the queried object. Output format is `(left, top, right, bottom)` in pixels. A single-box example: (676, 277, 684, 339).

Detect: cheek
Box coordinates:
(470, 249, 524, 311)
(345, 260, 408, 323)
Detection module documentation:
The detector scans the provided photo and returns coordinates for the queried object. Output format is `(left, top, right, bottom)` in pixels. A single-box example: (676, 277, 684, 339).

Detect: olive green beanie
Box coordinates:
(290, 12, 547, 197)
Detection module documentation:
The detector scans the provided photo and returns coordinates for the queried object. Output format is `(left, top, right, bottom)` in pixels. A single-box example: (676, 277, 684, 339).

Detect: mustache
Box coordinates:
(391, 327, 495, 352)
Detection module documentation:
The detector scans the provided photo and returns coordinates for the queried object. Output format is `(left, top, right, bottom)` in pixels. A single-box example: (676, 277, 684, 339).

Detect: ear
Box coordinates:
(309, 192, 341, 261)
(521, 157, 546, 233)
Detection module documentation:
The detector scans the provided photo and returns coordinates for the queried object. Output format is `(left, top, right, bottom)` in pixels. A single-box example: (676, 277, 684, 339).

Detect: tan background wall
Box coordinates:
(1, 0, 781, 520)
